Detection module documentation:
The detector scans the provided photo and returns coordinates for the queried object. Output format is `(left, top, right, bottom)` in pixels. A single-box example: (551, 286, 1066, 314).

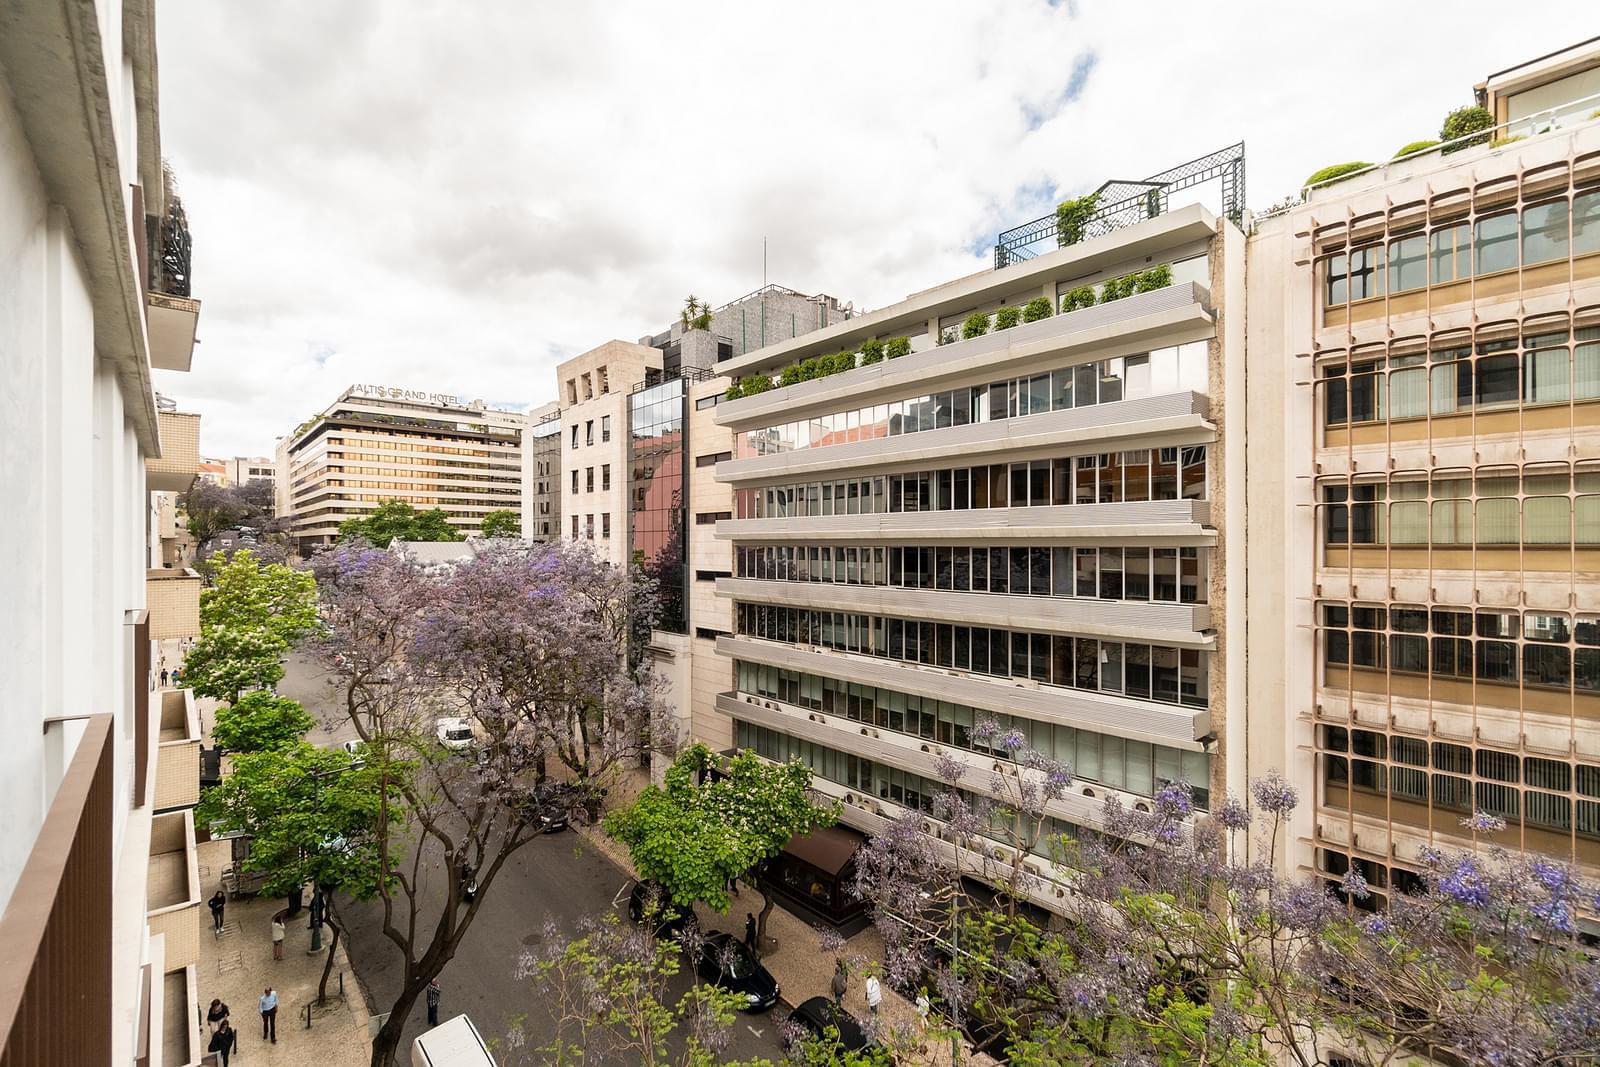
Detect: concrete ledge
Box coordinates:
(146, 810, 200, 973)
(154, 688, 200, 812)
(717, 499, 1213, 543)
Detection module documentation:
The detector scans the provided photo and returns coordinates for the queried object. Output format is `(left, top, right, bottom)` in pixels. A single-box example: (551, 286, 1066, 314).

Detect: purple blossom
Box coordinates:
(996, 728, 1026, 752)
(1437, 856, 1489, 909)
(1154, 780, 1193, 820)
(1462, 809, 1508, 834)
(970, 717, 1000, 743)
(1340, 865, 1370, 901)
(1250, 772, 1298, 816)
(1214, 794, 1252, 832)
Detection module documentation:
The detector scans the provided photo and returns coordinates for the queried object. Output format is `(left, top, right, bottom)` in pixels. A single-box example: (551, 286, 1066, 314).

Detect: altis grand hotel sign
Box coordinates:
(349, 383, 461, 407)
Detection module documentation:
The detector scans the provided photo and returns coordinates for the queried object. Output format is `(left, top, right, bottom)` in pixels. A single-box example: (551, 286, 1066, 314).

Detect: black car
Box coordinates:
(785, 996, 874, 1053)
(694, 931, 779, 1012)
(626, 881, 696, 941)
(525, 782, 580, 833)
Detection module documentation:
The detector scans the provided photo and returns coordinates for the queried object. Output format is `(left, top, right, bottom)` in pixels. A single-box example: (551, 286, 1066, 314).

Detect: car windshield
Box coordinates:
(445, 727, 471, 740)
(720, 942, 754, 978)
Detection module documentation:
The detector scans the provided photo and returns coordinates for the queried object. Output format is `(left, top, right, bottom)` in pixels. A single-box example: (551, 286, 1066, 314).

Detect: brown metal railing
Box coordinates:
(0, 714, 114, 1066)
(130, 608, 151, 807)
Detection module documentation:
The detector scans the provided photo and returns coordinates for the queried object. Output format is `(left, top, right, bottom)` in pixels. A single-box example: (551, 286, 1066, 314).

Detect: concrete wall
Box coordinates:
(685, 378, 736, 752)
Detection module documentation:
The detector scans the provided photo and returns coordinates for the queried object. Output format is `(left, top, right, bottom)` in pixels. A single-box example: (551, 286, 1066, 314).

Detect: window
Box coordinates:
(1576, 190, 1600, 257)
(571, 515, 578, 538)
(602, 415, 612, 442)
(1325, 253, 1348, 305)
(695, 511, 732, 524)
(602, 464, 611, 491)
(696, 451, 732, 468)
(597, 366, 608, 394)
(696, 394, 721, 410)
(585, 420, 595, 447)
(1388, 232, 1427, 293)
(584, 514, 594, 539)
(1474, 212, 1518, 275)
(571, 470, 578, 494)
(601, 513, 611, 538)
(695, 570, 731, 582)
(585, 467, 594, 493)
(581, 373, 592, 400)
(1522, 200, 1569, 266)
(570, 424, 579, 449)
(1430, 222, 1471, 284)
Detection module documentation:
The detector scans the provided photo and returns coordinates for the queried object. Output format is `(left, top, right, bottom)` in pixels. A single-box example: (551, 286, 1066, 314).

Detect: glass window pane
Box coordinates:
(1474, 212, 1518, 275)
(1522, 200, 1569, 266)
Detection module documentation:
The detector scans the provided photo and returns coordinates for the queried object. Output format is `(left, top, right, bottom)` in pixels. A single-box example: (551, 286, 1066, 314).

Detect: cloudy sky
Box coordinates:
(153, 0, 1584, 458)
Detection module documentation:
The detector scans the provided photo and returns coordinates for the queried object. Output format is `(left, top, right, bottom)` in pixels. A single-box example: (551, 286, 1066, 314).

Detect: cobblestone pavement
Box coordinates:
(195, 838, 373, 1066)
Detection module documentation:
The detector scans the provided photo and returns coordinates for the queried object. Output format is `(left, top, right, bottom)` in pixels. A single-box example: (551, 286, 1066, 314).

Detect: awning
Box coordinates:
(781, 824, 866, 877)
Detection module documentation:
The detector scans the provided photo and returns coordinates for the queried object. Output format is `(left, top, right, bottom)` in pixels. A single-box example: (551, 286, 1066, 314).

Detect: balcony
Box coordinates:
(146, 410, 200, 493)
(145, 568, 201, 641)
(718, 498, 1212, 543)
(146, 292, 200, 372)
(146, 810, 200, 974)
(154, 688, 200, 812)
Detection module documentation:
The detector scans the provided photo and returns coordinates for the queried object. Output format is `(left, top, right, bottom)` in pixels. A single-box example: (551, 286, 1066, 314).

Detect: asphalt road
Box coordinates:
(277, 652, 787, 1063)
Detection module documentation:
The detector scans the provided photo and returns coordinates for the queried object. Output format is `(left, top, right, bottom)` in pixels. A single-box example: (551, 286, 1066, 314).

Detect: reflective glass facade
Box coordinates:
(630, 378, 688, 633)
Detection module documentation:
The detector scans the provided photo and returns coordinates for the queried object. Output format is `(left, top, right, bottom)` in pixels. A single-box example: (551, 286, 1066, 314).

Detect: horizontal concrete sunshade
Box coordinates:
(717, 499, 1213, 543)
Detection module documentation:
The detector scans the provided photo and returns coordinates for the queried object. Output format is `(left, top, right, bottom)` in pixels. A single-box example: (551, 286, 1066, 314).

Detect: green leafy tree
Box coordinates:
(1440, 104, 1494, 152)
(210, 691, 315, 753)
(200, 549, 319, 645)
(181, 626, 288, 702)
(198, 740, 391, 1002)
(338, 500, 463, 546)
(605, 744, 837, 956)
(1055, 191, 1100, 247)
(479, 509, 521, 539)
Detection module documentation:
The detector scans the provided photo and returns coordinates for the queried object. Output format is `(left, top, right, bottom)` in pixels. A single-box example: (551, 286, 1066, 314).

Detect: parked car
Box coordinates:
(516, 781, 579, 833)
(784, 996, 874, 1052)
(626, 880, 696, 941)
(694, 931, 779, 1012)
(436, 716, 475, 752)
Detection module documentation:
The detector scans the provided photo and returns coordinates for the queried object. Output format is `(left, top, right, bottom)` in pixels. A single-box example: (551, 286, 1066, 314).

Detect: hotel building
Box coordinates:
(275, 385, 524, 553)
(0, 0, 209, 1061)
(1248, 40, 1600, 901)
(664, 147, 1258, 910)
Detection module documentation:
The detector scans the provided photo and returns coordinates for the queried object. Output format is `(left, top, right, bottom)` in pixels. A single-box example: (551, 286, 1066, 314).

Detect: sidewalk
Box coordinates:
(577, 821, 996, 1067)
(196, 838, 373, 1066)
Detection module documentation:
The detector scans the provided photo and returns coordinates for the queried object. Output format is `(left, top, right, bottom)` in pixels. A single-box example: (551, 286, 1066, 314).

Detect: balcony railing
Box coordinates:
(146, 811, 201, 974)
(0, 715, 115, 1066)
(146, 410, 201, 492)
(154, 688, 200, 811)
(146, 568, 201, 641)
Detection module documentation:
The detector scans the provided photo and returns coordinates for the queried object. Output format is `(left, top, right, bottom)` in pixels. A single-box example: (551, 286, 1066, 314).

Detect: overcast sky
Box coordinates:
(153, 0, 1585, 458)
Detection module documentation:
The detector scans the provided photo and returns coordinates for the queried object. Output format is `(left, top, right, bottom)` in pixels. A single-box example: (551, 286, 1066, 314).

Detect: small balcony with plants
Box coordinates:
(144, 163, 200, 372)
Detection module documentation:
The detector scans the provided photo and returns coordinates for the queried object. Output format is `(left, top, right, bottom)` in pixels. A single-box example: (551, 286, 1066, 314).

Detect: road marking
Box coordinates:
(746, 1026, 764, 1039)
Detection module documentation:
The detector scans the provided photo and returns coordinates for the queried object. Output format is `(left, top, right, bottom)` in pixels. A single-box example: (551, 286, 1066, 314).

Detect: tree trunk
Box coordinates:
(754, 885, 777, 959)
(317, 916, 340, 1005)
(369, 979, 426, 1067)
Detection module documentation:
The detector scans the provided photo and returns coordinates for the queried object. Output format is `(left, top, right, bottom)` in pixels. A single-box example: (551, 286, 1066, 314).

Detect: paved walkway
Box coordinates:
(196, 838, 373, 1066)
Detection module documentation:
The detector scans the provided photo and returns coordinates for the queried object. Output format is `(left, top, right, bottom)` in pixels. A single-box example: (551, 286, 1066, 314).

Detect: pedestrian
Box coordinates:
(830, 960, 848, 1007)
(743, 913, 757, 955)
(426, 977, 442, 1028)
(915, 988, 931, 1030)
(206, 998, 230, 1033)
(865, 973, 882, 1018)
(207, 1019, 237, 1066)
(271, 915, 285, 960)
(208, 888, 226, 932)
(170, 667, 180, 686)
(160, 667, 169, 687)
(259, 986, 278, 1043)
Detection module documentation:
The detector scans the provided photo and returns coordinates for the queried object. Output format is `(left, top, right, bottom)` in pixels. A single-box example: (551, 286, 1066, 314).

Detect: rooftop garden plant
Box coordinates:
(1060, 286, 1096, 313)
(858, 338, 885, 365)
(884, 336, 912, 359)
(1393, 139, 1440, 158)
(961, 312, 990, 340)
(993, 305, 1021, 331)
(680, 294, 713, 331)
(1022, 296, 1053, 323)
(1304, 161, 1372, 187)
(1055, 191, 1100, 248)
(1440, 105, 1494, 153)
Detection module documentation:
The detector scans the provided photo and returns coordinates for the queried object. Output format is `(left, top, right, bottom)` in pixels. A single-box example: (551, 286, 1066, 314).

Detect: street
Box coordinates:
(279, 651, 787, 1063)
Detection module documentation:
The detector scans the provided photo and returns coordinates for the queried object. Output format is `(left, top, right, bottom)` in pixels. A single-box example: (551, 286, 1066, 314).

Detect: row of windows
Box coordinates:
(735, 661, 1211, 807)
(734, 446, 1209, 519)
(569, 415, 613, 449)
(1323, 191, 1600, 305)
(1322, 603, 1600, 693)
(571, 465, 612, 494)
(328, 436, 515, 457)
(734, 544, 1208, 604)
(328, 465, 521, 483)
(736, 721, 1092, 860)
(1323, 327, 1600, 425)
(569, 514, 613, 539)
(734, 602, 1209, 709)
(1322, 467, 1600, 546)
(737, 343, 1209, 458)
(326, 481, 519, 496)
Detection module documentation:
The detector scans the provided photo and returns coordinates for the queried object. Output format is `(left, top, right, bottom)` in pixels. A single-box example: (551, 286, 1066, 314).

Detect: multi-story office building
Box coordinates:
(639, 285, 853, 375)
(521, 400, 561, 540)
(275, 384, 524, 553)
(227, 455, 276, 493)
(675, 152, 1254, 908)
(0, 1, 208, 1061)
(555, 341, 660, 563)
(1248, 40, 1600, 900)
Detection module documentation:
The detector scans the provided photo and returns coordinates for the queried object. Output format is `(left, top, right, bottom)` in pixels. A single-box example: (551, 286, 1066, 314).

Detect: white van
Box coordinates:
(412, 1014, 495, 1067)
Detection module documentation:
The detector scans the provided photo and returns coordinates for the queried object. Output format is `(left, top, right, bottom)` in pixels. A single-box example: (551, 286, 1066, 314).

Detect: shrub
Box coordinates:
(938, 329, 956, 346)
(1099, 274, 1131, 303)
(858, 338, 884, 365)
(1133, 264, 1173, 293)
(1393, 139, 1440, 158)
(1440, 105, 1494, 152)
(1490, 134, 1527, 148)
(885, 337, 911, 359)
(1055, 192, 1100, 248)
(778, 363, 806, 387)
(1304, 162, 1372, 187)
(961, 312, 990, 340)
(1022, 296, 1052, 322)
(1060, 286, 1096, 313)
(993, 306, 1021, 331)
(725, 374, 774, 400)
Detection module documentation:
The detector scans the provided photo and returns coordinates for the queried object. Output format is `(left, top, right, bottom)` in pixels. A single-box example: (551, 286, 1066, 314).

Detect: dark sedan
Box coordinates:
(694, 931, 780, 1012)
(785, 996, 874, 1053)
(627, 880, 696, 941)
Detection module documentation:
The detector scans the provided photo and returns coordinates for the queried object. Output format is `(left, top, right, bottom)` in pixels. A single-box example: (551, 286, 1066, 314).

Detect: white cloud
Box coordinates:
(153, 0, 1583, 456)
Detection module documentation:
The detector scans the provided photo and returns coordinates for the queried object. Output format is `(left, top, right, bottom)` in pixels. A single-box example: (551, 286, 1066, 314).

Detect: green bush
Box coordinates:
(1133, 264, 1173, 293)
(725, 374, 774, 400)
(1055, 192, 1100, 248)
(938, 329, 956, 346)
(1022, 297, 1052, 323)
(1304, 162, 1372, 187)
(779, 363, 806, 387)
(1060, 286, 1096, 313)
(1440, 105, 1494, 153)
(962, 312, 990, 340)
(1099, 275, 1131, 303)
(993, 306, 1021, 331)
(1393, 139, 1440, 158)
(885, 337, 912, 359)
(1490, 134, 1526, 148)
(859, 338, 884, 365)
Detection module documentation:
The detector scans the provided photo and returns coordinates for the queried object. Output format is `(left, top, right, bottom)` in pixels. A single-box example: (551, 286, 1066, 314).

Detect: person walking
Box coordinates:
(743, 913, 757, 955)
(830, 960, 848, 1007)
(271, 915, 285, 960)
(206, 998, 230, 1033)
(208, 888, 226, 932)
(865, 973, 882, 1018)
(259, 986, 278, 1043)
(426, 977, 442, 1028)
(207, 1019, 237, 1066)
(915, 988, 931, 1030)
(160, 667, 169, 687)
